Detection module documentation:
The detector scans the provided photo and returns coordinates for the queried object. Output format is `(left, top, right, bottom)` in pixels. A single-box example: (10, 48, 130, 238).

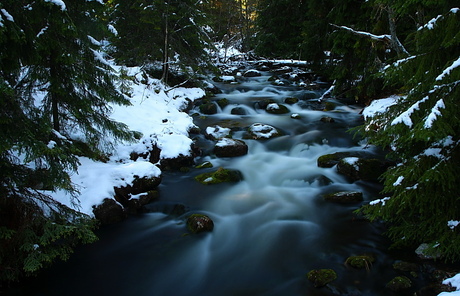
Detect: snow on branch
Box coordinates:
(330, 24, 392, 43)
(436, 56, 460, 81)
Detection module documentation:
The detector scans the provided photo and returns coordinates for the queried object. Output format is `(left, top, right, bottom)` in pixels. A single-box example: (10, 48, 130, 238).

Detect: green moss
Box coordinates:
(307, 269, 337, 287)
(195, 161, 213, 169)
(345, 255, 375, 270)
(195, 167, 243, 185)
(217, 98, 229, 109)
(324, 101, 336, 111)
(386, 276, 412, 291)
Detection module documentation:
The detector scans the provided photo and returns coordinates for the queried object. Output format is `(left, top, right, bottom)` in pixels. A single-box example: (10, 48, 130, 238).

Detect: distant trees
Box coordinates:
(108, 0, 212, 81)
(0, 0, 133, 281)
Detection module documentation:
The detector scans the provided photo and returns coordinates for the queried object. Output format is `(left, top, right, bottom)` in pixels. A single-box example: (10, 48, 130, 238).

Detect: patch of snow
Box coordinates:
(369, 197, 390, 206)
(362, 96, 399, 119)
(43, 62, 205, 216)
(424, 99, 445, 128)
(439, 273, 460, 295)
(448, 221, 460, 230)
(436, 56, 460, 81)
(391, 96, 429, 127)
(221, 75, 236, 82)
(47, 141, 57, 149)
(108, 24, 118, 36)
(44, 0, 67, 11)
(418, 14, 442, 30)
(267, 103, 280, 110)
(1, 9, 14, 22)
(87, 35, 101, 46)
(343, 157, 359, 171)
(215, 138, 238, 147)
(393, 176, 404, 186)
(206, 125, 231, 140)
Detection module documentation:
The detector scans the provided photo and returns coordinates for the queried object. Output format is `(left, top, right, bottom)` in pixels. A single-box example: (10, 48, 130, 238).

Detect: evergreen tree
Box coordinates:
(109, 0, 212, 82)
(358, 5, 460, 261)
(0, 0, 133, 282)
(255, 0, 308, 59)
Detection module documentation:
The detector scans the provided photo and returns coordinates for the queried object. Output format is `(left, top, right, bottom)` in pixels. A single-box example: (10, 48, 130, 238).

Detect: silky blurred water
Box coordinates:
(11, 72, 425, 296)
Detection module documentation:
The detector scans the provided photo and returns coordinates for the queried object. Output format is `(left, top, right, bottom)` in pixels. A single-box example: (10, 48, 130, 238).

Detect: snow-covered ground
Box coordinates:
(48, 66, 205, 215)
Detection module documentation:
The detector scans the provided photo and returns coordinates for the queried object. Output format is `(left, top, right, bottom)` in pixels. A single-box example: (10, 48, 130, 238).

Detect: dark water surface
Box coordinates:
(10, 71, 430, 296)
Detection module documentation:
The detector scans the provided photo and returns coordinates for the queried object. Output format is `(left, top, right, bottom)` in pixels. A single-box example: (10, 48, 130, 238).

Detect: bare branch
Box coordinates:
(330, 23, 392, 44)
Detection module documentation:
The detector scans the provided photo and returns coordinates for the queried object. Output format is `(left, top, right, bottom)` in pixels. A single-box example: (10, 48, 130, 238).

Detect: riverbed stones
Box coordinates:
(213, 138, 248, 157)
(199, 102, 218, 114)
(336, 157, 388, 181)
(231, 106, 248, 115)
(266, 103, 289, 114)
(205, 125, 231, 140)
(187, 214, 214, 234)
(345, 255, 375, 270)
(244, 123, 281, 140)
(195, 167, 243, 185)
(307, 269, 337, 288)
(415, 243, 442, 260)
(320, 116, 335, 123)
(92, 198, 126, 225)
(323, 191, 363, 203)
(386, 276, 412, 292)
(243, 69, 261, 77)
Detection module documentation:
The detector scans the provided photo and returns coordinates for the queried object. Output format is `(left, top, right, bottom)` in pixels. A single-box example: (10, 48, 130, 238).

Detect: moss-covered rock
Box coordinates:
(199, 102, 218, 114)
(386, 276, 412, 292)
(217, 98, 229, 109)
(307, 269, 337, 288)
(345, 255, 375, 270)
(284, 97, 299, 104)
(187, 214, 214, 234)
(244, 123, 281, 140)
(266, 103, 290, 114)
(195, 167, 243, 185)
(323, 191, 363, 203)
(214, 138, 248, 157)
(196, 161, 213, 169)
(337, 157, 388, 181)
(324, 101, 337, 111)
(317, 152, 361, 168)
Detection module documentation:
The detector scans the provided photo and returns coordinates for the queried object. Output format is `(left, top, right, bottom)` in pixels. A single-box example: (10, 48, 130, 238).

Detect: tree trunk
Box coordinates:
(387, 6, 410, 57)
(49, 55, 60, 132)
(161, 4, 170, 84)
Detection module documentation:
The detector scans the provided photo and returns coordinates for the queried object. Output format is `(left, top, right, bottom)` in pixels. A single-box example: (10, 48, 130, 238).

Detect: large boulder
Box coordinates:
(199, 102, 218, 114)
(205, 125, 231, 140)
(243, 69, 262, 77)
(195, 167, 243, 185)
(92, 198, 126, 225)
(306, 269, 337, 288)
(114, 175, 162, 206)
(214, 138, 248, 157)
(337, 157, 388, 181)
(244, 123, 281, 140)
(265, 103, 290, 114)
(317, 152, 365, 168)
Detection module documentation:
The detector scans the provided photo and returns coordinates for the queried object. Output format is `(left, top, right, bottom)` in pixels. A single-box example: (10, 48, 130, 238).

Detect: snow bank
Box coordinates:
(48, 65, 205, 216)
(439, 273, 460, 295)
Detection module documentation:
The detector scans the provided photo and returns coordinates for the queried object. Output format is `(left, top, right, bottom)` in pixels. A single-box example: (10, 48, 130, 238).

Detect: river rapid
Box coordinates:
(13, 66, 430, 295)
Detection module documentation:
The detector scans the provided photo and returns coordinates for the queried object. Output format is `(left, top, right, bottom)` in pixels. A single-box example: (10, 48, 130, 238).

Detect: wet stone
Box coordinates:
(187, 214, 214, 234)
(307, 269, 337, 288)
(323, 191, 363, 203)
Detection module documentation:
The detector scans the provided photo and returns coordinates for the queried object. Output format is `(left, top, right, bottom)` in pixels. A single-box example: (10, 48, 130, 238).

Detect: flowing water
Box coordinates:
(12, 69, 429, 295)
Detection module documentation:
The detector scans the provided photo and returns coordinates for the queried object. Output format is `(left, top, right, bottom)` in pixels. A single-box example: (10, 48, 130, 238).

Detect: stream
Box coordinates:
(12, 66, 431, 295)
